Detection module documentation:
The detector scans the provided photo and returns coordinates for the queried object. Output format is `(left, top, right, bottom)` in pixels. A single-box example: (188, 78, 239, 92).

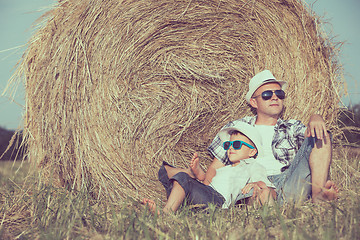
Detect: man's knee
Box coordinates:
(309, 134, 332, 168)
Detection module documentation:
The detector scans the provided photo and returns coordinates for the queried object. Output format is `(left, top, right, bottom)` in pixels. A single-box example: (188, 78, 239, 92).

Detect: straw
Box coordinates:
(7, 0, 345, 202)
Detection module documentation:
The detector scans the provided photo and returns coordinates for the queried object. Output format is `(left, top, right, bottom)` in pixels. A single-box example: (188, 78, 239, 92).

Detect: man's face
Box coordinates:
(249, 82, 284, 118)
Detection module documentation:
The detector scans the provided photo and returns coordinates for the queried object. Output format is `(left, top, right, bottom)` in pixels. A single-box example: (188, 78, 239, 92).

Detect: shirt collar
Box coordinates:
(246, 116, 257, 125)
(275, 118, 294, 130)
(250, 115, 288, 129)
(243, 158, 257, 164)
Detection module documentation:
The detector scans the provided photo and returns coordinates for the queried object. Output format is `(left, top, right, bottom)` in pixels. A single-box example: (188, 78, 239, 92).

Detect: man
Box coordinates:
(196, 70, 338, 203)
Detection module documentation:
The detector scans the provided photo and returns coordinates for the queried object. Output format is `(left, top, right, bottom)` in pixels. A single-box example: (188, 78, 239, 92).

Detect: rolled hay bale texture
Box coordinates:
(14, 0, 345, 202)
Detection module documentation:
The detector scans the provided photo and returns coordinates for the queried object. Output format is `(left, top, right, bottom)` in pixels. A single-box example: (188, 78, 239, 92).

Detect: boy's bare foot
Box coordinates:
(312, 180, 339, 203)
(142, 198, 160, 215)
(190, 152, 206, 181)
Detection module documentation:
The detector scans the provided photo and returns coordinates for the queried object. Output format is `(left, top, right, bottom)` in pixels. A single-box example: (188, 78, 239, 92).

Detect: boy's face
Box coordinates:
(227, 133, 257, 164)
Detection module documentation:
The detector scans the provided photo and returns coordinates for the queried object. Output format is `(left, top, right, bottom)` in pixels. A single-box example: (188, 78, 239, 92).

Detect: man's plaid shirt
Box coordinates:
(208, 116, 307, 167)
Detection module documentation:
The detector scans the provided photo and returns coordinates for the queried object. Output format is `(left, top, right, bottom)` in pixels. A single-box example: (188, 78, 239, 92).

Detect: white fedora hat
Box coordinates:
(218, 121, 262, 156)
(245, 70, 287, 103)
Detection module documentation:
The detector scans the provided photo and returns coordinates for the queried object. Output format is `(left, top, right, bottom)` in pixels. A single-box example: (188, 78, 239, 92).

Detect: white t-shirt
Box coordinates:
(254, 125, 286, 175)
(210, 158, 275, 208)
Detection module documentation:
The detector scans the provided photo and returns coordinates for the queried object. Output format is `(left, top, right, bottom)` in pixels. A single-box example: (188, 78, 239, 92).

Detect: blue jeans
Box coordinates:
(158, 162, 225, 208)
(235, 136, 315, 203)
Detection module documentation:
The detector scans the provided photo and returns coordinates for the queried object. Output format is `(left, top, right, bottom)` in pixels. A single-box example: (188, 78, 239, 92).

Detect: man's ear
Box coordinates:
(249, 98, 258, 109)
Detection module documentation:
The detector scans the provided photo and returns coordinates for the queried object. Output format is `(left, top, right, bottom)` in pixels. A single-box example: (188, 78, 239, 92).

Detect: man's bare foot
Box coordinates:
(312, 180, 339, 203)
(190, 152, 206, 181)
(142, 198, 160, 215)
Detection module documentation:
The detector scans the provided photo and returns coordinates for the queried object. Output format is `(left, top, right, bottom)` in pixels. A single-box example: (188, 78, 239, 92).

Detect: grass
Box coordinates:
(0, 147, 359, 239)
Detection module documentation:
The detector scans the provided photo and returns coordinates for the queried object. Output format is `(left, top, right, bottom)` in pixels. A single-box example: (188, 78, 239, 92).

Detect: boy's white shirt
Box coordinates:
(254, 125, 286, 175)
(210, 158, 275, 209)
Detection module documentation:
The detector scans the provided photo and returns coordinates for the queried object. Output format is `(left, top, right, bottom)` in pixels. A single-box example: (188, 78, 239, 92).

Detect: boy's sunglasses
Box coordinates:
(223, 140, 255, 150)
(252, 90, 285, 101)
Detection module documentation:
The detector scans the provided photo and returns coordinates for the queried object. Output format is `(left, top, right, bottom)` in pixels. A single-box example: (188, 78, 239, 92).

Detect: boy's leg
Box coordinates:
(143, 185, 186, 214)
(162, 161, 194, 179)
(158, 162, 174, 198)
(142, 198, 160, 215)
(145, 174, 225, 214)
(163, 181, 186, 213)
(171, 172, 225, 207)
(158, 161, 194, 198)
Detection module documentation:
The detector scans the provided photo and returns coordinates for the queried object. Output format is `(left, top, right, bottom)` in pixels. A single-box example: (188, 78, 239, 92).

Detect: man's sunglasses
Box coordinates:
(252, 90, 286, 101)
(223, 140, 255, 150)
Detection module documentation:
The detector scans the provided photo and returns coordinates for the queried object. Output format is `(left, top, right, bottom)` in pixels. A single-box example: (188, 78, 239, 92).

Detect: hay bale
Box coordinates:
(13, 0, 344, 202)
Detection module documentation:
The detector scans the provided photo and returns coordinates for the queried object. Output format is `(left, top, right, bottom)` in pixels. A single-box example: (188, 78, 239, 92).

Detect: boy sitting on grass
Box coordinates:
(143, 122, 276, 214)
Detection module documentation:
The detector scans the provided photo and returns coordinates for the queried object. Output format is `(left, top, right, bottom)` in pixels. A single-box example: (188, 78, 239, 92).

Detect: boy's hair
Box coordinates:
(229, 130, 256, 150)
(219, 122, 261, 158)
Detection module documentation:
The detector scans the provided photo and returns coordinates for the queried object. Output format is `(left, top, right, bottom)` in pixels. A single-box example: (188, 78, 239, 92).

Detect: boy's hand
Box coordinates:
(242, 181, 267, 194)
(305, 114, 328, 140)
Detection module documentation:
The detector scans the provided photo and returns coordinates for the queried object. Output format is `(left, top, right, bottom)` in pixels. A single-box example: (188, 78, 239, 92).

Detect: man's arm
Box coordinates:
(305, 114, 328, 140)
(202, 157, 226, 185)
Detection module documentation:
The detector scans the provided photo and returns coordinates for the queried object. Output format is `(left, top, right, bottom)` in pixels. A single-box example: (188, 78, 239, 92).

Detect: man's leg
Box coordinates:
(277, 137, 313, 203)
(279, 135, 338, 203)
(309, 134, 338, 202)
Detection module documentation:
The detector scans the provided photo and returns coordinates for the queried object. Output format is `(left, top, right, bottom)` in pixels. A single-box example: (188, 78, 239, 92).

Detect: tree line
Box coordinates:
(338, 104, 360, 146)
(0, 127, 25, 161)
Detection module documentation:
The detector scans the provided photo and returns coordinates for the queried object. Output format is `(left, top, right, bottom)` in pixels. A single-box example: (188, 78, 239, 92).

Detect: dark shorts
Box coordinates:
(158, 162, 225, 208)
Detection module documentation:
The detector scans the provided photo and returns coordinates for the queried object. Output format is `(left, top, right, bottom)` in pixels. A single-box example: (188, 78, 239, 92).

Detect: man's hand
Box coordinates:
(305, 114, 328, 140)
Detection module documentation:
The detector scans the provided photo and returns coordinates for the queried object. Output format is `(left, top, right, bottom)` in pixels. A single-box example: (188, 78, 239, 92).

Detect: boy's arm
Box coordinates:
(203, 157, 225, 185)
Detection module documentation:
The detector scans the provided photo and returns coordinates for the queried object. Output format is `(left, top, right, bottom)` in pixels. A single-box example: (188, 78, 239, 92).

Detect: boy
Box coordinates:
(143, 122, 276, 214)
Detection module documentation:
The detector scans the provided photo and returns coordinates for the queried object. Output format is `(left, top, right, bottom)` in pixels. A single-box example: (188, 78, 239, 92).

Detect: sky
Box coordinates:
(0, 0, 359, 130)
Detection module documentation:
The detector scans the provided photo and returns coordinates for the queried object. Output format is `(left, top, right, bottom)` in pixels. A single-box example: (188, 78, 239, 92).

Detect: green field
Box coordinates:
(0, 147, 359, 239)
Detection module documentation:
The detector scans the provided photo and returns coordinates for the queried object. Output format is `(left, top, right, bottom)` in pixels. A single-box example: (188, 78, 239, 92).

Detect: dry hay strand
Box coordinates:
(9, 0, 345, 202)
